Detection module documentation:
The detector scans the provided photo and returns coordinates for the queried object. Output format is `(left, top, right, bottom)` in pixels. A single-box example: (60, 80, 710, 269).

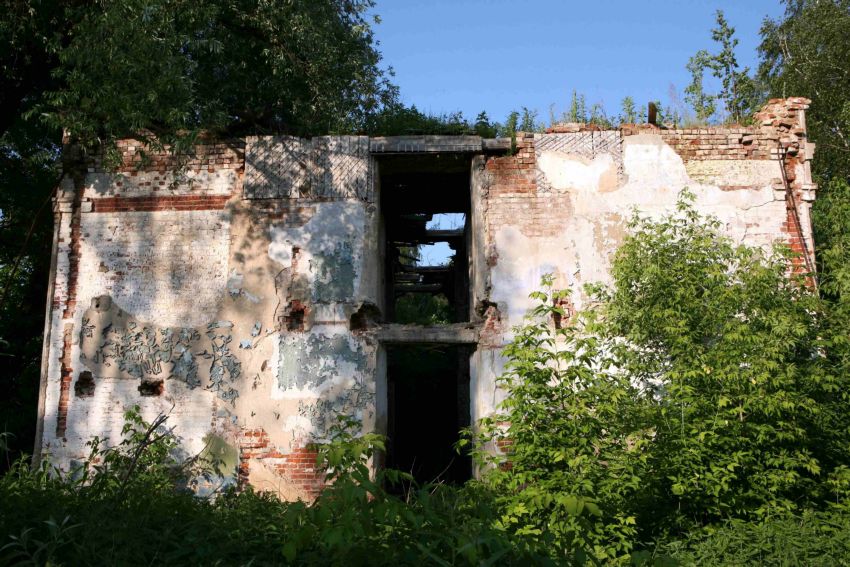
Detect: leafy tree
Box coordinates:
(686, 11, 761, 124)
(708, 11, 760, 123)
(38, 0, 397, 148)
(685, 50, 717, 122)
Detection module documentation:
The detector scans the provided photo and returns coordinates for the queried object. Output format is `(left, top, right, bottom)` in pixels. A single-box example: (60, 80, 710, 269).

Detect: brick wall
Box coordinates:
(91, 195, 231, 212)
(38, 98, 817, 501)
(238, 428, 325, 499)
(483, 134, 574, 239)
(91, 139, 244, 174)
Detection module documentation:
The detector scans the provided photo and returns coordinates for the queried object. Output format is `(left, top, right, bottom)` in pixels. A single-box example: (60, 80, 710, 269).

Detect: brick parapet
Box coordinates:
(89, 139, 245, 174)
(619, 124, 781, 162)
(615, 97, 812, 164)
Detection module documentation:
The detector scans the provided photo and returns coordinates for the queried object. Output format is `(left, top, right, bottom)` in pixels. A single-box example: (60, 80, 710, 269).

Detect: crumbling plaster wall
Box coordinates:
(471, 97, 816, 426)
(39, 137, 381, 500)
(37, 98, 816, 498)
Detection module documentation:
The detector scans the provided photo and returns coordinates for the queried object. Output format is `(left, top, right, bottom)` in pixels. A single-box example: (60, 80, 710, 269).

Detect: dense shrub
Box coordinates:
(659, 509, 850, 566)
(474, 192, 850, 562)
(0, 411, 557, 566)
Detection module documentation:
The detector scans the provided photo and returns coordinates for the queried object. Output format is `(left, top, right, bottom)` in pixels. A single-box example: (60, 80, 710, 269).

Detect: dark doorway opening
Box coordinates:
(385, 344, 472, 486)
(379, 154, 472, 323)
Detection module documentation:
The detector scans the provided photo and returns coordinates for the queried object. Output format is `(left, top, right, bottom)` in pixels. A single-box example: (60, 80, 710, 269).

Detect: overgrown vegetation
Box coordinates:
(4, 196, 850, 564)
(0, 410, 554, 566)
(471, 193, 850, 563)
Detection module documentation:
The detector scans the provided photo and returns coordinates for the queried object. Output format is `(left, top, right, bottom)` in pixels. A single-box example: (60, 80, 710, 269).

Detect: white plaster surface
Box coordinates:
(78, 210, 231, 327)
(495, 133, 789, 330)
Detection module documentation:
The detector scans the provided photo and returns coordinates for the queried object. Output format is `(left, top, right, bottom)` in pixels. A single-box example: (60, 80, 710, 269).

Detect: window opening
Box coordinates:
(379, 155, 472, 323)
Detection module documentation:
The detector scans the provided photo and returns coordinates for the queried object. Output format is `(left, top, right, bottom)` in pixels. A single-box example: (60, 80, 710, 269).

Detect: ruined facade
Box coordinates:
(35, 98, 817, 498)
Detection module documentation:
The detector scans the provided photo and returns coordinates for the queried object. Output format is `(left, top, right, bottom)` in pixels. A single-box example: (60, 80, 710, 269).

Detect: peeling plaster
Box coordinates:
(537, 152, 619, 193)
(268, 202, 367, 304)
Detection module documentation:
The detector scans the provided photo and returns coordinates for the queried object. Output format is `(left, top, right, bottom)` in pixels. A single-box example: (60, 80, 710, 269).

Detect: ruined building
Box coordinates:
(34, 98, 816, 498)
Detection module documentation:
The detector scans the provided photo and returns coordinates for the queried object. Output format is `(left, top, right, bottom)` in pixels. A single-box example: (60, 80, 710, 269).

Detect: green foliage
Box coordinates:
(708, 11, 761, 123)
(0, 409, 559, 565)
(519, 107, 541, 132)
(567, 91, 588, 123)
(35, 0, 396, 147)
(660, 509, 850, 566)
(472, 276, 651, 563)
(759, 0, 850, 184)
(475, 193, 850, 561)
(620, 97, 637, 124)
(685, 50, 717, 123)
(394, 293, 453, 325)
(601, 192, 847, 530)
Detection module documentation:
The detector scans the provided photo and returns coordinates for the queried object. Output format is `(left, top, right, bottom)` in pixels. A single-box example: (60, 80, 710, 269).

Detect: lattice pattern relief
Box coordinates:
(534, 132, 624, 192)
(244, 136, 310, 199)
(311, 137, 371, 200)
(244, 136, 371, 201)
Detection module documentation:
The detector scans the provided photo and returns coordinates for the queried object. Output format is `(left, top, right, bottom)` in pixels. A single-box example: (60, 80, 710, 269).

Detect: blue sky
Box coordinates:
(371, 0, 785, 124)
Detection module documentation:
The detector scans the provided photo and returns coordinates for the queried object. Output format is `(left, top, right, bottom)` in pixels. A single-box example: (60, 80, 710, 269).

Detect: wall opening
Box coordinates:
(384, 343, 472, 487)
(379, 155, 472, 323)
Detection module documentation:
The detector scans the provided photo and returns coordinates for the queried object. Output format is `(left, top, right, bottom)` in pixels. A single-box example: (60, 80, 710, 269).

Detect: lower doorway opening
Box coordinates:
(385, 344, 472, 488)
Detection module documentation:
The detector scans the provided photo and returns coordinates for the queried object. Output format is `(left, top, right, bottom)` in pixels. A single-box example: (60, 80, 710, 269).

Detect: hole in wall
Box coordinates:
(285, 300, 306, 331)
(350, 303, 381, 331)
(138, 380, 164, 397)
(74, 371, 95, 397)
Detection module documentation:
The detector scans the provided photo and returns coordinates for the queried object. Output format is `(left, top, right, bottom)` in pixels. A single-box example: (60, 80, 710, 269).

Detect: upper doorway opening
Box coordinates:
(378, 154, 472, 324)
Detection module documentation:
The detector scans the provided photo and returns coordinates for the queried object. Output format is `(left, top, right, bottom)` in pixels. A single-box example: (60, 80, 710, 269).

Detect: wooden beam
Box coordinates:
(394, 283, 443, 293)
(376, 323, 480, 344)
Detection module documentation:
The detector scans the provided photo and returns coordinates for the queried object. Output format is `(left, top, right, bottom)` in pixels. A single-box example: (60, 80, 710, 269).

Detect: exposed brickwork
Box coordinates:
(238, 428, 325, 500)
(61, 189, 84, 319)
(755, 98, 817, 277)
(91, 139, 244, 173)
(55, 323, 74, 437)
(477, 302, 505, 348)
(653, 127, 773, 160)
(484, 134, 573, 239)
(91, 194, 231, 212)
